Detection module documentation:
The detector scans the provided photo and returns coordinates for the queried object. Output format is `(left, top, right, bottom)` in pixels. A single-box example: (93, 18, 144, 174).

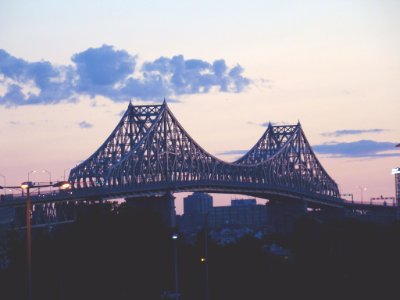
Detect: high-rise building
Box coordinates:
(207, 198, 267, 228)
(183, 192, 213, 215)
(180, 192, 213, 235)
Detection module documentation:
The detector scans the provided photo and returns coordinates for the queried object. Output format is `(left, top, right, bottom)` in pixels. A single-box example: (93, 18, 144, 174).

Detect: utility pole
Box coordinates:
(26, 185, 32, 300)
(172, 233, 180, 300)
(204, 213, 209, 300)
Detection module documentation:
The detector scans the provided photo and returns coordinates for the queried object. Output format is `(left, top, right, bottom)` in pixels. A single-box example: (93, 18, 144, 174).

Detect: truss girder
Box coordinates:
(69, 103, 162, 188)
(69, 102, 340, 199)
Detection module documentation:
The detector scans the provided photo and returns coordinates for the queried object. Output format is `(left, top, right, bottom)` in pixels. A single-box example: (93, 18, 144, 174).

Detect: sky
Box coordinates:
(0, 0, 399, 213)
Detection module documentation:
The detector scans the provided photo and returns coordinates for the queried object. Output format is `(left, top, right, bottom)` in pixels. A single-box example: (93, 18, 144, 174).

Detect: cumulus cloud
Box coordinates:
(0, 49, 75, 106)
(78, 121, 93, 129)
(321, 129, 387, 137)
(72, 45, 135, 95)
(0, 45, 252, 107)
(313, 140, 400, 158)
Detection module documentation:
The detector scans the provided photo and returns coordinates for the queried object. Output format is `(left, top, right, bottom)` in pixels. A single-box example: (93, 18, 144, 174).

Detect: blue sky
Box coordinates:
(0, 0, 399, 211)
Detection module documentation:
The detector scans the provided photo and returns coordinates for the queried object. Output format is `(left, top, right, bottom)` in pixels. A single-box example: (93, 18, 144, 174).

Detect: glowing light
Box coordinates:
(21, 181, 33, 189)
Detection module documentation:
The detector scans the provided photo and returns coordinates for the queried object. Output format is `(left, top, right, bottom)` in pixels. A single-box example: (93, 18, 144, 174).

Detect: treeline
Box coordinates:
(0, 203, 399, 300)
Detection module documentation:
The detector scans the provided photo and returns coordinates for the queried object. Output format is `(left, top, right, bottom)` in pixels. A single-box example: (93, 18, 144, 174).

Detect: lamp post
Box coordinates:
(21, 181, 33, 300)
(28, 169, 52, 183)
(0, 180, 72, 300)
(341, 193, 354, 204)
(0, 174, 6, 195)
(28, 169, 53, 194)
(356, 186, 367, 204)
(63, 168, 70, 181)
(203, 213, 209, 300)
(172, 233, 180, 300)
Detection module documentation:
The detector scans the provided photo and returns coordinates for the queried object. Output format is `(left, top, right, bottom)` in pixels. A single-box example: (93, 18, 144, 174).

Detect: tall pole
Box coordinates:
(63, 168, 70, 181)
(204, 214, 209, 300)
(43, 169, 52, 194)
(361, 187, 364, 204)
(0, 174, 6, 195)
(173, 236, 179, 300)
(357, 186, 366, 204)
(26, 187, 32, 300)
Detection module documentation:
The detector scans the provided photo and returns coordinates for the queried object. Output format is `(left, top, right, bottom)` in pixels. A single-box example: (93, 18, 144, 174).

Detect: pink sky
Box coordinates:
(1, 1, 399, 213)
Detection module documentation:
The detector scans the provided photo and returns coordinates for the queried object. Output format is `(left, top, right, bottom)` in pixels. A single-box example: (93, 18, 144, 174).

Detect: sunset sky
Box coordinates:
(1, 0, 399, 213)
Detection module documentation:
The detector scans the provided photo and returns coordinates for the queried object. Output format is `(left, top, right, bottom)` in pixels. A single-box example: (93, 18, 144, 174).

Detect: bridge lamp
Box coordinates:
(21, 181, 34, 189)
(53, 181, 72, 189)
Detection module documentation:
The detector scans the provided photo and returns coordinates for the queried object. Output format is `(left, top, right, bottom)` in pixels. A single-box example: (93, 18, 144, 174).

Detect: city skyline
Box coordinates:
(1, 0, 399, 213)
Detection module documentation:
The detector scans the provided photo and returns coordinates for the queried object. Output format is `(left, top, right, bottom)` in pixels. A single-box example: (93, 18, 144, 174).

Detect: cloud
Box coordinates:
(141, 55, 250, 96)
(313, 140, 400, 158)
(9, 121, 21, 126)
(220, 140, 400, 158)
(0, 49, 75, 107)
(0, 45, 252, 107)
(218, 150, 247, 156)
(72, 45, 136, 95)
(78, 121, 93, 129)
(321, 129, 387, 137)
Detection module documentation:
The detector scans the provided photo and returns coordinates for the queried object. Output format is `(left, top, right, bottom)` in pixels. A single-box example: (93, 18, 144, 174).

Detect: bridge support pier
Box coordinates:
(125, 193, 176, 227)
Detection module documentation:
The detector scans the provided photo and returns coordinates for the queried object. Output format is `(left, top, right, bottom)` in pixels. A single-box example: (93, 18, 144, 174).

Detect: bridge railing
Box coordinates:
(342, 198, 397, 207)
(1, 180, 344, 208)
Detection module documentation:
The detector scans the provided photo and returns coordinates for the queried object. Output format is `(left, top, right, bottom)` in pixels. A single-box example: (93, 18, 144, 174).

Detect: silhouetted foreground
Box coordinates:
(1, 203, 399, 300)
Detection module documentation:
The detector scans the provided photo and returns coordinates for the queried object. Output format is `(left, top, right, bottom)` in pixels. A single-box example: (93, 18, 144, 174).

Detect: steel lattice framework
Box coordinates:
(69, 101, 340, 203)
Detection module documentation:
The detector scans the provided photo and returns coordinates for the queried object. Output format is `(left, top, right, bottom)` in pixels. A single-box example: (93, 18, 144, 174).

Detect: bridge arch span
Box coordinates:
(69, 101, 340, 205)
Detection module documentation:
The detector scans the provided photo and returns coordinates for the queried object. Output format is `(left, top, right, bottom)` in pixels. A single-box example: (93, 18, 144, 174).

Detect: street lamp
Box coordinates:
(1, 180, 71, 300)
(172, 233, 180, 300)
(203, 214, 209, 300)
(28, 169, 52, 183)
(0, 173, 6, 195)
(28, 169, 53, 194)
(356, 186, 367, 204)
(63, 168, 70, 181)
(341, 193, 354, 204)
(20, 181, 33, 300)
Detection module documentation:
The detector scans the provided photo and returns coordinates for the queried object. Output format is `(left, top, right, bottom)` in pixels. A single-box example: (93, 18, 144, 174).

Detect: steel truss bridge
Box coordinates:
(63, 100, 342, 207)
(3, 100, 399, 228)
